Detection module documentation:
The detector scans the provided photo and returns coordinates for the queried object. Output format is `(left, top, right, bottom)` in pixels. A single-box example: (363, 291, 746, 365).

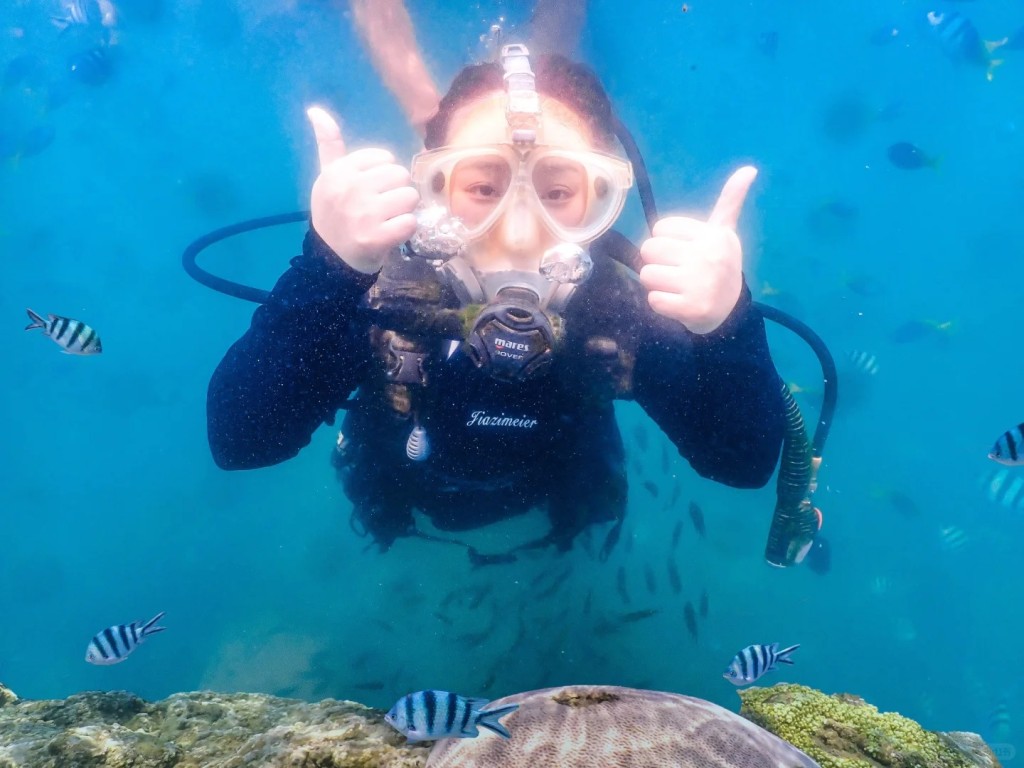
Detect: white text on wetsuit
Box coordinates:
(466, 410, 538, 428)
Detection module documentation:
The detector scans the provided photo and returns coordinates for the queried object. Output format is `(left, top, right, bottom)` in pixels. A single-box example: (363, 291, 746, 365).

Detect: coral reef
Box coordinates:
(425, 684, 821, 768)
(738, 684, 1001, 768)
(0, 680, 999, 768)
(0, 682, 427, 768)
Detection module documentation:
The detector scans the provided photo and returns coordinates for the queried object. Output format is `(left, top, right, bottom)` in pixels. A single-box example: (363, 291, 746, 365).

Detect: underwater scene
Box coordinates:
(3, 0, 1024, 765)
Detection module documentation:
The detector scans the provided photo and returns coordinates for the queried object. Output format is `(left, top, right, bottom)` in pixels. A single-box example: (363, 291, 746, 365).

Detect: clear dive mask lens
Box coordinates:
(410, 144, 634, 245)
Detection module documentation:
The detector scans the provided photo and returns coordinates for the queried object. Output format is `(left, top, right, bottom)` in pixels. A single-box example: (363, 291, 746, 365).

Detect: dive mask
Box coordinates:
(410, 143, 633, 245)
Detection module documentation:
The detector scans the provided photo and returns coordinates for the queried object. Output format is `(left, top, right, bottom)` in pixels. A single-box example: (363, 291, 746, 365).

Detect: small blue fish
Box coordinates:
(20, 125, 56, 159)
(2, 54, 47, 90)
(887, 142, 939, 171)
(989, 423, 1024, 465)
(683, 601, 698, 640)
(723, 643, 799, 685)
(385, 690, 519, 741)
(86, 612, 166, 665)
(806, 199, 858, 240)
(843, 273, 884, 298)
(688, 501, 705, 537)
(884, 490, 919, 518)
(820, 93, 874, 144)
(889, 318, 952, 343)
(756, 30, 779, 58)
(25, 309, 102, 354)
(805, 536, 831, 576)
(67, 45, 114, 86)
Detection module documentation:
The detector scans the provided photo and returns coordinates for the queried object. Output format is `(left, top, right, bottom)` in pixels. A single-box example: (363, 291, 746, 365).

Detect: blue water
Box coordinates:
(2, 0, 1023, 755)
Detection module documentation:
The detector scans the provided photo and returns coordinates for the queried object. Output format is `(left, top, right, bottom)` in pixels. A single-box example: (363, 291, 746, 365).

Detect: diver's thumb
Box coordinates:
(307, 106, 347, 170)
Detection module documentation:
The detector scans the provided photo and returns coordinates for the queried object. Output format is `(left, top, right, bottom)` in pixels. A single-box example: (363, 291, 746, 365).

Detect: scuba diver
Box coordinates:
(205, 46, 811, 562)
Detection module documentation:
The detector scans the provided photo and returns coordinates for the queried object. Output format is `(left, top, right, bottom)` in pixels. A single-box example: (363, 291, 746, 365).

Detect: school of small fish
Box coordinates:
(59, 413, 811, 726)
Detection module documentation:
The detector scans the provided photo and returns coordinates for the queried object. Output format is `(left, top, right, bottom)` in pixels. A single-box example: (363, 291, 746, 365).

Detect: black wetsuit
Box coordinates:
(207, 227, 787, 551)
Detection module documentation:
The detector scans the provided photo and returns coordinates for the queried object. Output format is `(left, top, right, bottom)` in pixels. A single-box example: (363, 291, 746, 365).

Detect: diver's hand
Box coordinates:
(638, 166, 756, 334)
(306, 106, 420, 274)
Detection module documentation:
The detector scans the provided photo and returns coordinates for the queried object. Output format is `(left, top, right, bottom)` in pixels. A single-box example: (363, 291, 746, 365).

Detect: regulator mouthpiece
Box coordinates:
(540, 243, 593, 285)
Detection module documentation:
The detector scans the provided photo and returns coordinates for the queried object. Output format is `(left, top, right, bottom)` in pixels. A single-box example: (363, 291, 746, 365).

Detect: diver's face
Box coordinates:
(443, 92, 594, 271)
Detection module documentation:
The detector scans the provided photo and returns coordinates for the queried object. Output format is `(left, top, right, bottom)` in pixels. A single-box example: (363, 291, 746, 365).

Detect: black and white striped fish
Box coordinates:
(939, 524, 969, 552)
(723, 642, 799, 685)
(384, 690, 519, 742)
(847, 350, 879, 376)
(25, 309, 102, 355)
(980, 466, 1024, 510)
(85, 612, 166, 665)
(926, 10, 1004, 74)
(989, 423, 1024, 465)
(51, 0, 117, 32)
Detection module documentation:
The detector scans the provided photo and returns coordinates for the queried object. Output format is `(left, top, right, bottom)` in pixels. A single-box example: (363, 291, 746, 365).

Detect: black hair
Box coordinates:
(423, 54, 617, 150)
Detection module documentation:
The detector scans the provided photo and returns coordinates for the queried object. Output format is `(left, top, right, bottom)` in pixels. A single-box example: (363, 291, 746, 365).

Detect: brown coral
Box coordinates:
(0, 685, 428, 767)
(426, 685, 821, 768)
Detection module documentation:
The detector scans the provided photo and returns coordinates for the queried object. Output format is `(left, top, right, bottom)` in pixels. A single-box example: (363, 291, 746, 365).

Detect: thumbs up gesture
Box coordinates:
(638, 167, 757, 334)
(306, 106, 420, 274)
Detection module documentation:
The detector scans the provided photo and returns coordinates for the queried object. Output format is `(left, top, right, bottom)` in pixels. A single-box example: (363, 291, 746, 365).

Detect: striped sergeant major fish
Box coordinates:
(723, 642, 799, 686)
(51, 0, 117, 32)
(85, 612, 166, 665)
(847, 350, 879, 376)
(25, 309, 102, 355)
(980, 466, 1024, 509)
(926, 10, 1006, 80)
(939, 525, 968, 552)
(385, 690, 519, 742)
(989, 423, 1024, 465)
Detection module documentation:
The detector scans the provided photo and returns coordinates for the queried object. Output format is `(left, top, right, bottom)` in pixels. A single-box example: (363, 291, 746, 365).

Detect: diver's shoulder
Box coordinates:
(591, 229, 640, 272)
(584, 229, 642, 293)
(567, 230, 645, 324)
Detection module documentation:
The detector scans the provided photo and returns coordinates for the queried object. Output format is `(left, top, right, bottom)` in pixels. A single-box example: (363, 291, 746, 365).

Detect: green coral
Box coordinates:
(738, 684, 987, 768)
